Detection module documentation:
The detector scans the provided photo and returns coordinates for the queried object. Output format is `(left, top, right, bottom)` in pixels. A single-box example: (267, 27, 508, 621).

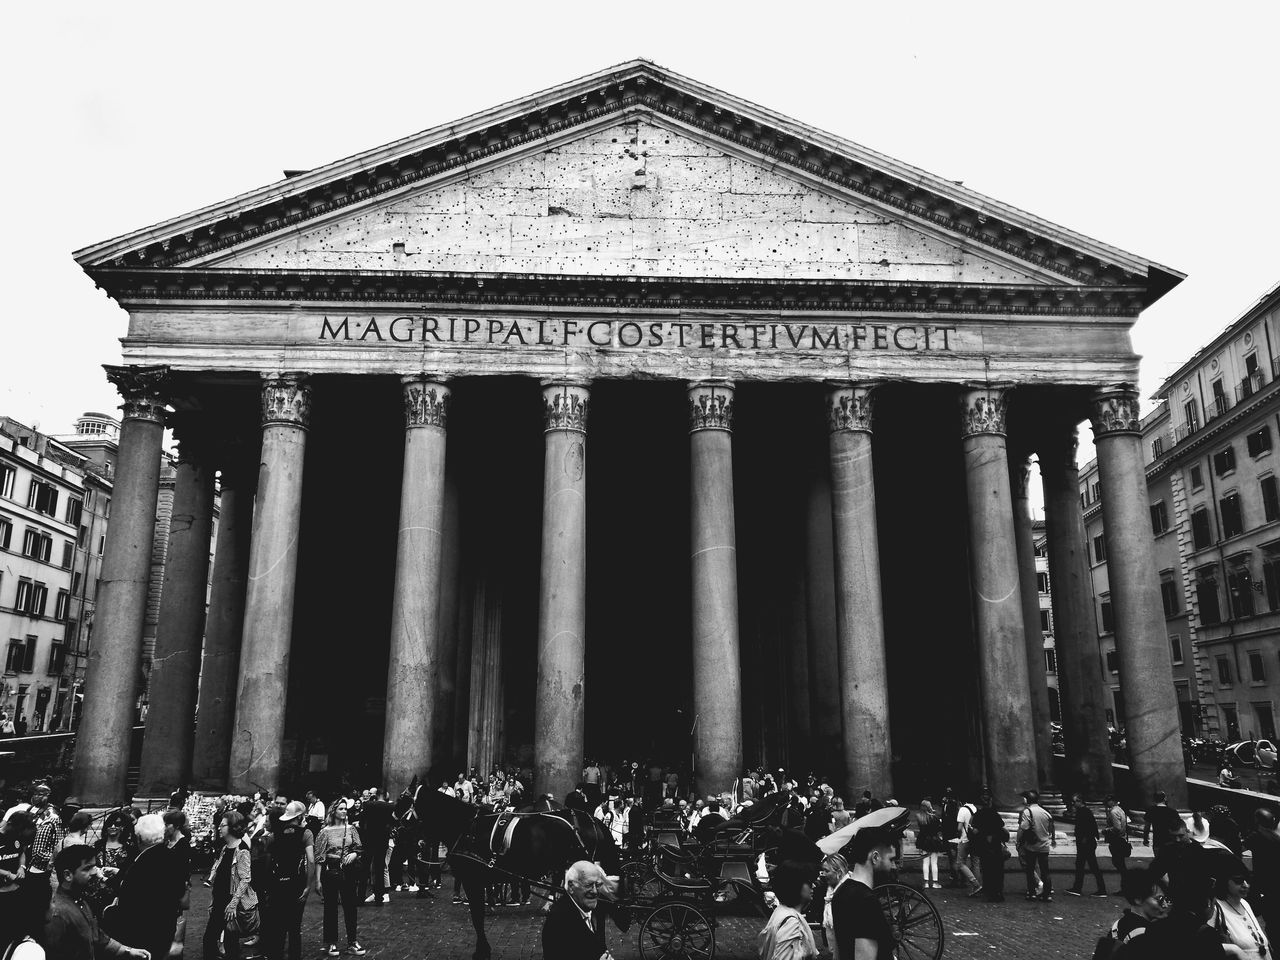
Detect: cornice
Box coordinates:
(1146, 384, 1280, 483)
(85, 268, 1146, 317)
(74, 62, 1180, 302)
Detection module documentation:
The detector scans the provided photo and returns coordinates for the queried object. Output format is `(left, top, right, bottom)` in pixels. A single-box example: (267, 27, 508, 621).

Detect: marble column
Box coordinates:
(827, 384, 893, 800)
(1090, 388, 1187, 805)
(383, 377, 450, 792)
(192, 442, 256, 791)
(138, 422, 216, 795)
(432, 463, 463, 774)
(72, 365, 169, 804)
(960, 387, 1039, 806)
(468, 579, 504, 777)
(783, 543, 811, 772)
(228, 374, 310, 794)
(805, 469, 843, 780)
(1039, 424, 1114, 796)
(1009, 452, 1056, 791)
(689, 381, 743, 797)
(533, 381, 590, 802)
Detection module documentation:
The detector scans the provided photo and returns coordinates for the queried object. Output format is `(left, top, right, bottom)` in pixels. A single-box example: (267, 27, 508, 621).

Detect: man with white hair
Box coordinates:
(541, 861, 625, 960)
(109, 814, 182, 960)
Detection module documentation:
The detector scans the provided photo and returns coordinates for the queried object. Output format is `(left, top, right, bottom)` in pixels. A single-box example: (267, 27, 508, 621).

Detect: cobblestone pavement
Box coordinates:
(186, 865, 1121, 960)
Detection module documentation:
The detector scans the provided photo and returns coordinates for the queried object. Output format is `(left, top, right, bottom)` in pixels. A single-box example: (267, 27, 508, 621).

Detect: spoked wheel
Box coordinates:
(623, 859, 662, 899)
(875, 883, 944, 960)
(638, 902, 716, 960)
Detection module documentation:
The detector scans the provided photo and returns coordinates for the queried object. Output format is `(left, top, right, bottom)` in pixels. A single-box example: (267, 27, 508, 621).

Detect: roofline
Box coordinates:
(73, 58, 1184, 301)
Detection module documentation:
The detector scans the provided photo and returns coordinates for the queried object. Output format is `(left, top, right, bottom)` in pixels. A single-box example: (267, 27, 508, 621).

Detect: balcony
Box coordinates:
(1174, 420, 1201, 444)
(1209, 393, 1233, 420)
(1237, 370, 1268, 403)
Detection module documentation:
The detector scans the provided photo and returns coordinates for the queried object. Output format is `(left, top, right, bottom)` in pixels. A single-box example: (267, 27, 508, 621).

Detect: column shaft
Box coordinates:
(138, 433, 216, 795)
(827, 385, 893, 800)
(689, 381, 742, 797)
(383, 378, 450, 791)
(805, 470, 843, 779)
(533, 382, 590, 801)
(72, 366, 168, 804)
(432, 463, 463, 773)
(1091, 390, 1187, 805)
(191, 451, 255, 791)
(228, 375, 310, 794)
(961, 388, 1039, 806)
(1010, 453, 1056, 790)
(1040, 425, 1114, 796)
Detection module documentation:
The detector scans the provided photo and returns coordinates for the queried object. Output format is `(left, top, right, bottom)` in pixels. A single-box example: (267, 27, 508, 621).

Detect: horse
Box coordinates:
(413, 786, 622, 960)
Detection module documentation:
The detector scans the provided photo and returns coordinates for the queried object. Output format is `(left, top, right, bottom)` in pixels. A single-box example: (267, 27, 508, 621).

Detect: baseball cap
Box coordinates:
(279, 800, 306, 822)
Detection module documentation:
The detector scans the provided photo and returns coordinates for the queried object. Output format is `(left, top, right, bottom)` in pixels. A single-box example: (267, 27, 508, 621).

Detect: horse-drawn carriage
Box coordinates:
(411, 785, 943, 960)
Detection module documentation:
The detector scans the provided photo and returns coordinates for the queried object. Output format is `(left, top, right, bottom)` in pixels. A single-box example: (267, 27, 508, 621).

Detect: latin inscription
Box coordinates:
(318, 316, 958, 353)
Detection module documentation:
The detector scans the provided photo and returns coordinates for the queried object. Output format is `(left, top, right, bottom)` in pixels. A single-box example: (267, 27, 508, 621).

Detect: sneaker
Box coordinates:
(967, 885, 983, 898)
(363, 893, 376, 904)
(406, 884, 419, 892)
(1066, 889, 1082, 897)
(327, 946, 340, 957)
(347, 943, 367, 956)
(394, 885, 404, 892)
(452, 896, 462, 905)
(1025, 893, 1036, 901)
(381, 894, 390, 904)
(1093, 891, 1109, 898)
(1038, 895, 1054, 903)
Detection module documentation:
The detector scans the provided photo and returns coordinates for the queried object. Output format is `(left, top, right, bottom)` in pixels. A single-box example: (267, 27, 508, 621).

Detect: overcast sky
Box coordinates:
(3, 2, 1276, 457)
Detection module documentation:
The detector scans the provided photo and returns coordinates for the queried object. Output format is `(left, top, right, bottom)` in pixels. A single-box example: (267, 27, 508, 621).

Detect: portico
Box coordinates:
(69, 60, 1187, 808)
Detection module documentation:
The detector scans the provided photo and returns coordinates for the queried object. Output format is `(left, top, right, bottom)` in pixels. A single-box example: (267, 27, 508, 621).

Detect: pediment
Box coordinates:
(75, 59, 1182, 304)
(202, 119, 1042, 284)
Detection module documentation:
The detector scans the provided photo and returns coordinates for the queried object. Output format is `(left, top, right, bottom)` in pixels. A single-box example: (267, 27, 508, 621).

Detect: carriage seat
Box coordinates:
(653, 861, 715, 892)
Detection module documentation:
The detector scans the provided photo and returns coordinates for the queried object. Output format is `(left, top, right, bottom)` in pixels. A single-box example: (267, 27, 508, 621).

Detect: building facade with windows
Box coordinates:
(1081, 281, 1280, 746)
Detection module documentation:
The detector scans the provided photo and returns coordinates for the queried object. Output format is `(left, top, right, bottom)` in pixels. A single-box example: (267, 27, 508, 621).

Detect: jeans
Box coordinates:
(1072, 843, 1107, 893)
(364, 841, 388, 896)
(321, 867, 358, 945)
(263, 888, 306, 960)
(203, 900, 239, 960)
(978, 852, 1005, 901)
(1107, 840, 1130, 878)
(1022, 850, 1052, 896)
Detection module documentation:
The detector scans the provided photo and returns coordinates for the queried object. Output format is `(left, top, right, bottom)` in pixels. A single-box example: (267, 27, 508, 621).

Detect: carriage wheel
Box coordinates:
(622, 860, 661, 899)
(638, 902, 716, 960)
(875, 883, 944, 960)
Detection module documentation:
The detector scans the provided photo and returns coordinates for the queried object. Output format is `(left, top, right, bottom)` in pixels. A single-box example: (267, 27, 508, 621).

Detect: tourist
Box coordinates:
(0, 713, 14, 737)
(30, 800, 77, 889)
(314, 798, 365, 956)
(203, 810, 257, 960)
(950, 795, 980, 894)
(58, 811, 93, 854)
(1209, 805, 1245, 856)
(829, 797, 850, 833)
(43, 844, 149, 960)
(1, 811, 35, 949)
(542, 860, 622, 960)
(1243, 808, 1280, 935)
(107, 814, 180, 960)
(1095, 867, 1169, 956)
(94, 813, 133, 907)
(263, 801, 313, 960)
(819, 854, 850, 960)
(1066, 793, 1109, 898)
(969, 789, 1009, 903)
(830, 826, 897, 959)
(1104, 794, 1132, 878)
(1190, 809, 1212, 843)
(1141, 790, 1182, 851)
(3, 784, 53, 828)
(1017, 789, 1055, 902)
(1150, 819, 1203, 885)
(357, 789, 392, 904)
(304, 792, 326, 841)
(757, 860, 818, 960)
(913, 799, 944, 890)
(1121, 867, 1242, 959)
(1215, 865, 1270, 959)
(2, 877, 50, 960)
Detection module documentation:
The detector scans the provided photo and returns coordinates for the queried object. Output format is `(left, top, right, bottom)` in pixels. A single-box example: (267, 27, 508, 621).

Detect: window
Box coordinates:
(1106, 650, 1120, 673)
(1192, 508, 1214, 550)
(1039, 609, 1052, 633)
(96, 535, 105, 556)
(0, 517, 10, 550)
(1264, 477, 1280, 523)
(1212, 378, 1229, 417)
(1037, 572, 1050, 594)
(1254, 702, 1278, 741)
(1100, 600, 1115, 633)
(1249, 427, 1273, 458)
(1250, 651, 1267, 682)
(70, 571, 81, 596)
(54, 589, 69, 621)
(1266, 556, 1280, 612)
(1151, 501, 1169, 535)
(1215, 447, 1237, 476)
(1222, 493, 1245, 539)
(1185, 399, 1201, 434)
(5, 639, 35, 674)
(0, 465, 14, 499)
(1044, 649, 1057, 674)
(1198, 569, 1222, 625)
(47, 641, 64, 676)
(77, 524, 86, 548)
(14, 578, 33, 614)
(28, 583, 47, 618)
(1161, 578, 1181, 617)
(1091, 481, 1102, 503)
(1093, 534, 1107, 564)
(61, 541, 72, 569)
(26, 480, 58, 516)
(1152, 436, 1165, 458)
(1191, 464, 1205, 489)
(20, 529, 51, 563)
(64, 498, 82, 526)
(1218, 656, 1234, 685)
(1229, 566, 1256, 617)
(1170, 634, 1184, 665)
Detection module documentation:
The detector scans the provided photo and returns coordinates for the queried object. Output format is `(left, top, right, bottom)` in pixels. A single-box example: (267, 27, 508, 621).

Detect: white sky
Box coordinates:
(2, 1, 1277, 453)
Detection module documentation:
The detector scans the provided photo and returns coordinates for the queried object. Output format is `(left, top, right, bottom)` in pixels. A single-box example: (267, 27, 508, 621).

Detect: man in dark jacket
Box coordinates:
(969, 790, 1009, 902)
(107, 814, 180, 960)
(541, 861, 627, 960)
(1066, 793, 1108, 897)
(357, 791, 393, 903)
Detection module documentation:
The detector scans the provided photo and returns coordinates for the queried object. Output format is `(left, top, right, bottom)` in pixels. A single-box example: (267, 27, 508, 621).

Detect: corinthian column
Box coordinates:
(72, 365, 169, 804)
(229, 374, 310, 794)
(827, 384, 893, 801)
(960, 387, 1039, 806)
(689, 381, 742, 797)
(138, 420, 216, 796)
(382, 377, 450, 792)
(1090, 388, 1187, 805)
(1039, 422, 1114, 796)
(533, 381, 590, 802)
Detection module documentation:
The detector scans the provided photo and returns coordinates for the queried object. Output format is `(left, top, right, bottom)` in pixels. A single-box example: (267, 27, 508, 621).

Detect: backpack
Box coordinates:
(940, 799, 960, 838)
(269, 827, 308, 887)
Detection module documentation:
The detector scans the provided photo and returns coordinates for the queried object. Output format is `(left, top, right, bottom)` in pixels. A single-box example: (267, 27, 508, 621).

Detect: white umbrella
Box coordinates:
(816, 805, 911, 856)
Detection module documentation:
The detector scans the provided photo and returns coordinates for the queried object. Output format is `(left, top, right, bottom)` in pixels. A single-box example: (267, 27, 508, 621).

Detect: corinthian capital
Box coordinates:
(688, 381, 734, 434)
(1089, 387, 1142, 437)
(828, 384, 875, 434)
(104, 364, 169, 425)
(542, 381, 590, 434)
(261, 374, 311, 429)
(402, 376, 450, 429)
(960, 387, 1008, 438)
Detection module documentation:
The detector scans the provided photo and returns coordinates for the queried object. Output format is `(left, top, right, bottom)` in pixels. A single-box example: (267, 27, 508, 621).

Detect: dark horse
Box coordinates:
(413, 786, 621, 960)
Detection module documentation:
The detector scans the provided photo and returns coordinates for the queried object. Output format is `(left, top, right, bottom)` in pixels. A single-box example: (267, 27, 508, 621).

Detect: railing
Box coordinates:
(1210, 394, 1233, 420)
(1175, 421, 1201, 444)
(1237, 371, 1267, 403)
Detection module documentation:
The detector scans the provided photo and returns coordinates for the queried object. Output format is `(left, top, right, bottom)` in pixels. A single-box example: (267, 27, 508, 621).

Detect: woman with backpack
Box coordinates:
(913, 799, 947, 889)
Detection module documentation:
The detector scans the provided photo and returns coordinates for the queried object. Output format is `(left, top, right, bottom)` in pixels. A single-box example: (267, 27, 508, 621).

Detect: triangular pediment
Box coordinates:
(75, 59, 1182, 303)
(200, 118, 1043, 284)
